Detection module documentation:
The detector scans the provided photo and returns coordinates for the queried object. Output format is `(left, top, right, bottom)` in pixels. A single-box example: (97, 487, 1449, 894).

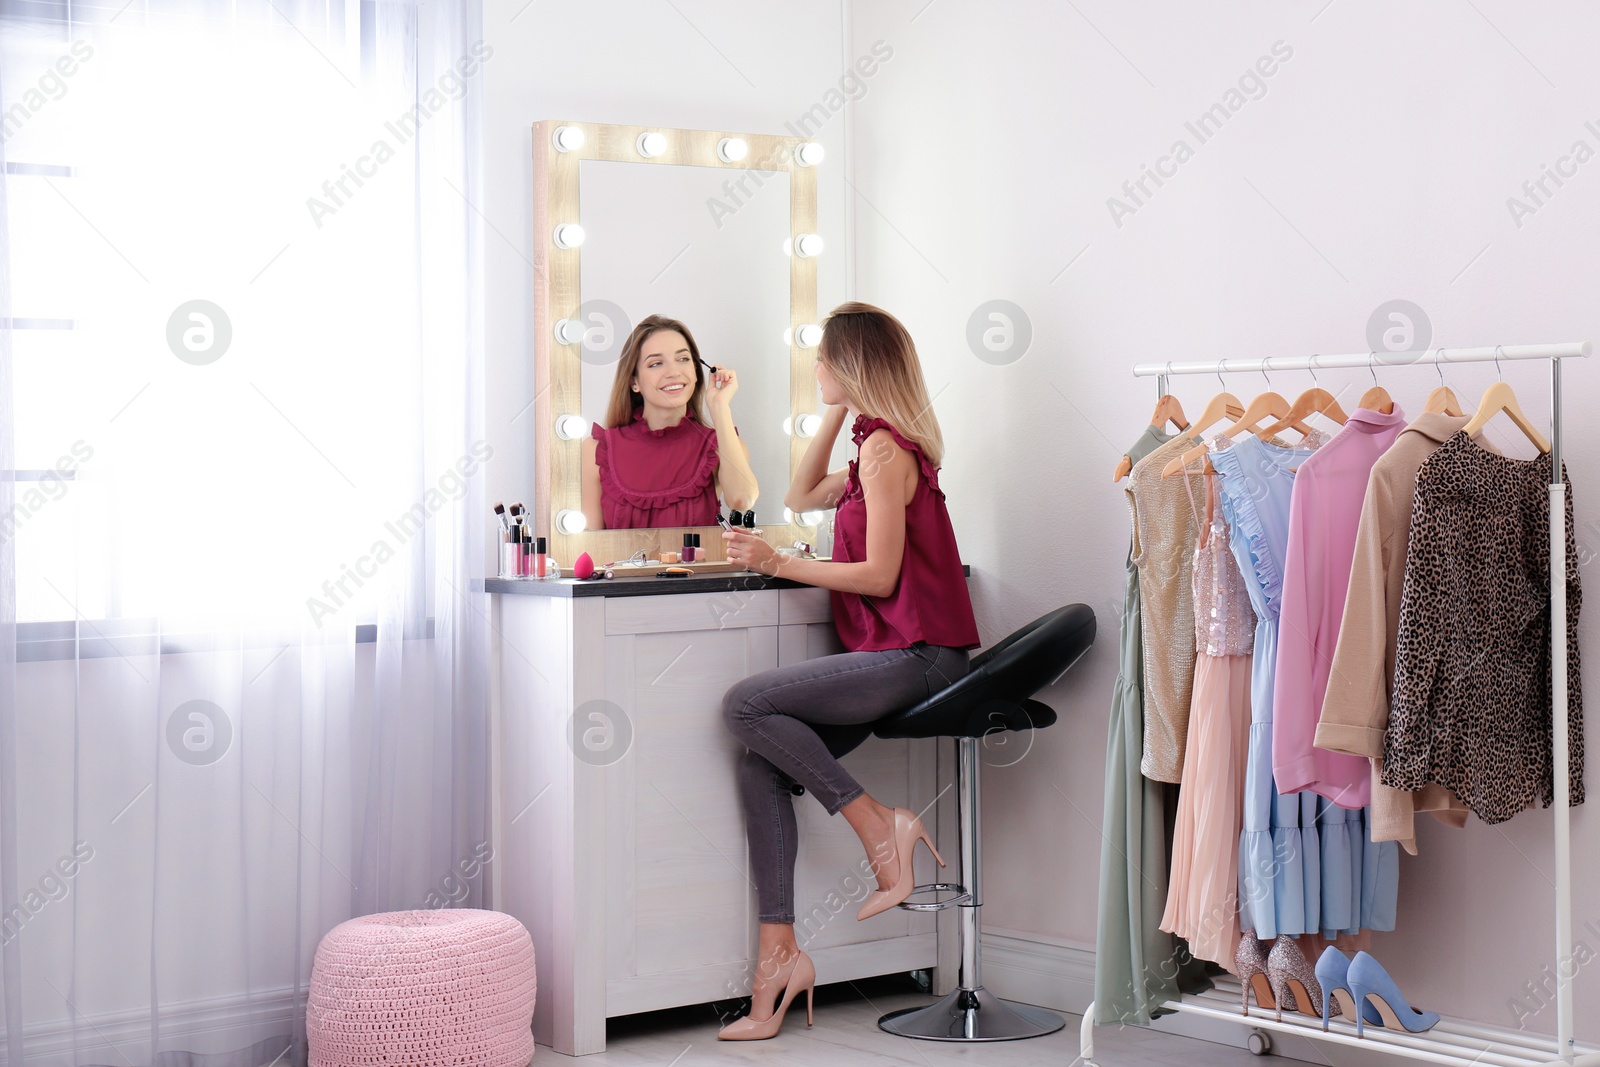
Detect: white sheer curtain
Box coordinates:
(0, 1, 489, 1063)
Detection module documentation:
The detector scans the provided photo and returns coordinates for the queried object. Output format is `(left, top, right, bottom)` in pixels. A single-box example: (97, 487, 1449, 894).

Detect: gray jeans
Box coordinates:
(722, 644, 970, 924)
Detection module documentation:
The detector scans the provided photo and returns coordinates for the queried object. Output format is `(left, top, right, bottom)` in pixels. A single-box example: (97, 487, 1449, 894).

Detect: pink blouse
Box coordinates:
(591, 413, 720, 529)
(1272, 406, 1406, 807)
(830, 416, 979, 652)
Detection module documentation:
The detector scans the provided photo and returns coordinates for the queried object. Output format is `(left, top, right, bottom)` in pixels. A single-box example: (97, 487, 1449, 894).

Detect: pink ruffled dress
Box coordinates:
(590, 413, 721, 529)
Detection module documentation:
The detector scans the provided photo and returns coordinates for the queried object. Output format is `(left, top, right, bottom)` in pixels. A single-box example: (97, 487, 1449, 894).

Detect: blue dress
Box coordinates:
(1212, 433, 1321, 939)
(1209, 428, 1401, 940)
(1213, 432, 1398, 939)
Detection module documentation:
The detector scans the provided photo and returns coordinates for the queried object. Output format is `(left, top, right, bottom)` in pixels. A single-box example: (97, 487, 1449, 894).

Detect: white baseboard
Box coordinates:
(979, 927, 1402, 1066)
(5, 986, 301, 1067)
(979, 927, 1097, 1016)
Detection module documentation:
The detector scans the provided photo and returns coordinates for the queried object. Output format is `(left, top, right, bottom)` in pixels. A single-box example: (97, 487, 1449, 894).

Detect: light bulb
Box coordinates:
(793, 233, 824, 258)
(783, 327, 793, 347)
(795, 413, 822, 437)
(553, 223, 585, 249)
(795, 509, 827, 527)
(795, 141, 824, 167)
(795, 323, 823, 349)
(556, 509, 587, 535)
(554, 318, 585, 346)
(717, 137, 748, 163)
(782, 415, 794, 436)
(636, 131, 667, 158)
(783, 507, 793, 523)
(552, 125, 585, 153)
(555, 414, 589, 440)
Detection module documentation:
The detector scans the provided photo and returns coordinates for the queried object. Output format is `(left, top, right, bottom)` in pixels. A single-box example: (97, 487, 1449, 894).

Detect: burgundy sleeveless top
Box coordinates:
(591, 413, 720, 529)
(831, 415, 979, 652)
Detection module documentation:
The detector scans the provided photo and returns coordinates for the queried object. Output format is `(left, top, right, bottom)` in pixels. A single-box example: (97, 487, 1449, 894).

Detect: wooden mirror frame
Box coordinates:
(532, 120, 820, 567)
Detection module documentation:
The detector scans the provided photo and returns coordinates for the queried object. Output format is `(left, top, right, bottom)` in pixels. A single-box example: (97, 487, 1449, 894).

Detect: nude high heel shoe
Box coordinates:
(856, 808, 945, 921)
(716, 950, 816, 1041)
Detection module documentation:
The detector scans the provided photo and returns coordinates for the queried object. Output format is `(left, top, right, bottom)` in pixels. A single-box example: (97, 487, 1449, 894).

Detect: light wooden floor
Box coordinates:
(534, 976, 1269, 1066)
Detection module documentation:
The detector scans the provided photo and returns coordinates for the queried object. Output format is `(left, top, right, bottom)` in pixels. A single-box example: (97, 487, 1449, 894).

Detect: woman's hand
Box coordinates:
(723, 529, 779, 575)
(705, 364, 739, 411)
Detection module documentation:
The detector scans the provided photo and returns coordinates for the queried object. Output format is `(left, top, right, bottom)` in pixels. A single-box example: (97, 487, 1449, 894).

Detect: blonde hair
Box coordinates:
(818, 302, 945, 467)
(604, 315, 709, 429)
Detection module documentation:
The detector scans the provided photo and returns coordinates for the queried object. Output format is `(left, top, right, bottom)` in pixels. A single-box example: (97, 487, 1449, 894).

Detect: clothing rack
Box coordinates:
(1082, 342, 1595, 1067)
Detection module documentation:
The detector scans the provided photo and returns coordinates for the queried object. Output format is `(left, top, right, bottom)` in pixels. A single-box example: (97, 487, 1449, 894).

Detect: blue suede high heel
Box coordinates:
(1347, 951, 1441, 1036)
(1314, 947, 1381, 1032)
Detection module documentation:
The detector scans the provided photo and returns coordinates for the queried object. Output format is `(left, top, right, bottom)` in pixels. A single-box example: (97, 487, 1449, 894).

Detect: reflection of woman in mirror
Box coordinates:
(713, 303, 979, 1040)
(581, 314, 758, 530)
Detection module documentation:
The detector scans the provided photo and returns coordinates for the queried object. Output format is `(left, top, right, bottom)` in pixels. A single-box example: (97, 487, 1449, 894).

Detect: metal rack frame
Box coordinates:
(1082, 342, 1594, 1067)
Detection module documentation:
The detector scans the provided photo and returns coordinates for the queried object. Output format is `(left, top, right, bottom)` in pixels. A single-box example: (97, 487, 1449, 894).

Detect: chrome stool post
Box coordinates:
(876, 737, 1066, 1041)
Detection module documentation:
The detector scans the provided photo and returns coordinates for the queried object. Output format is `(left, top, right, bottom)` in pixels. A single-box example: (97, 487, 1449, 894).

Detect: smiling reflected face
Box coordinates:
(633, 330, 698, 412)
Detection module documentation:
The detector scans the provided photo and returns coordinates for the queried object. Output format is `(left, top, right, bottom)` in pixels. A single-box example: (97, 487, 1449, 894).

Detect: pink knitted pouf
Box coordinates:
(307, 909, 537, 1067)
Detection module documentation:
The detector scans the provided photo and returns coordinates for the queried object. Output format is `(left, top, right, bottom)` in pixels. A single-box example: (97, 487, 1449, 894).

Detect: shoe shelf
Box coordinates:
(1138, 976, 1600, 1067)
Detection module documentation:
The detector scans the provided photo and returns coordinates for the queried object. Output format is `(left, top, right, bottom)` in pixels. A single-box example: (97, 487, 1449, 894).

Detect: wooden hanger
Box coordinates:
(1223, 390, 1305, 439)
(1423, 354, 1464, 417)
(1160, 391, 1247, 477)
(1359, 385, 1394, 413)
(1423, 385, 1464, 417)
(1113, 392, 1191, 481)
(1462, 379, 1550, 453)
(1158, 387, 1310, 477)
(1354, 352, 1393, 414)
(1259, 387, 1348, 439)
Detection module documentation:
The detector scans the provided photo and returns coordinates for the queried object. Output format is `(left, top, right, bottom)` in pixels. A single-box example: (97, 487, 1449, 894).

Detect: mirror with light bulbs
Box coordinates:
(532, 121, 826, 567)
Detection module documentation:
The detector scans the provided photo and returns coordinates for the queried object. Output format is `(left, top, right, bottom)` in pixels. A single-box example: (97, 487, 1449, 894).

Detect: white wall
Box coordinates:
(847, 0, 1600, 1039)
(481, 0, 858, 549)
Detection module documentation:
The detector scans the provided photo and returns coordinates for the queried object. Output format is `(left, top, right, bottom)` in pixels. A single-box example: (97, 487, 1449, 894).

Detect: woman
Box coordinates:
(717, 302, 979, 1040)
(582, 314, 758, 529)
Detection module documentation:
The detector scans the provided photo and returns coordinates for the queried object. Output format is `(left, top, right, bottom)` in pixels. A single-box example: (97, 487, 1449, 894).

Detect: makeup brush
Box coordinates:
(493, 501, 510, 532)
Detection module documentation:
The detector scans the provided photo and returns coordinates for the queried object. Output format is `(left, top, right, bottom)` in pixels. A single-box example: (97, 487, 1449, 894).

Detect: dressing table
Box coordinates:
(488, 121, 951, 1056)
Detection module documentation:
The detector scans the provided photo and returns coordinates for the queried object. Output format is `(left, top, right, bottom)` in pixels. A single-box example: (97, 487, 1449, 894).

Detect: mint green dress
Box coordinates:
(1094, 425, 1208, 1024)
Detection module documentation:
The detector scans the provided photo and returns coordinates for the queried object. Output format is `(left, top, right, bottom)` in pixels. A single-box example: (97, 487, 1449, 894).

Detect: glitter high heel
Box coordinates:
(1235, 933, 1276, 1014)
(1267, 936, 1336, 1023)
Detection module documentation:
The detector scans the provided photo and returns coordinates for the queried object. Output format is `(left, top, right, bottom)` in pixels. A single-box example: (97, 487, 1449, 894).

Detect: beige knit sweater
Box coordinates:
(1314, 412, 1475, 854)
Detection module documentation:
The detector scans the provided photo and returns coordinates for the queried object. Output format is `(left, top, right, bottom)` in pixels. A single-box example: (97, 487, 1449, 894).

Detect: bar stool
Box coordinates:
(871, 604, 1097, 1042)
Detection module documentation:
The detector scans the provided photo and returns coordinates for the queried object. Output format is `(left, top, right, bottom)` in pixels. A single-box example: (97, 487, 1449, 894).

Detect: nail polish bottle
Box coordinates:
(693, 532, 702, 559)
(535, 536, 548, 578)
(682, 532, 696, 563)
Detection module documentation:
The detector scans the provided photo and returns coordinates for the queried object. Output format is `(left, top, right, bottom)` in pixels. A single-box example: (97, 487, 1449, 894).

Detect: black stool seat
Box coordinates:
(874, 604, 1096, 740)
(869, 604, 1098, 1043)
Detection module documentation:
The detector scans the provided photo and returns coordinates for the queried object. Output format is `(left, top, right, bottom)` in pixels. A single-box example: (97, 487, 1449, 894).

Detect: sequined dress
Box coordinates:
(1160, 472, 1257, 971)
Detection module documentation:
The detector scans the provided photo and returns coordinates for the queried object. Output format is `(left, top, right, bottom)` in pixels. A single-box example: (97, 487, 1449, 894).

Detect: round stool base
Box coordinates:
(878, 986, 1065, 1042)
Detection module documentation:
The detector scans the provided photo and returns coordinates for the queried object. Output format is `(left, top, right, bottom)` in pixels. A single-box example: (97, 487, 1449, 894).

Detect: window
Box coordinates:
(3, 2, 448, 628)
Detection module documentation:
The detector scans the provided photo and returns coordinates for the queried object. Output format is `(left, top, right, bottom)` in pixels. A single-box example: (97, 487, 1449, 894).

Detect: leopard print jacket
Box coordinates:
(1382, 431, 1583, 824)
